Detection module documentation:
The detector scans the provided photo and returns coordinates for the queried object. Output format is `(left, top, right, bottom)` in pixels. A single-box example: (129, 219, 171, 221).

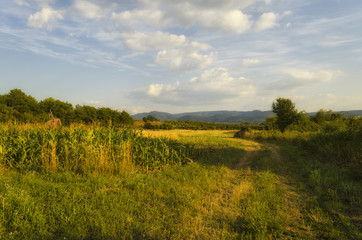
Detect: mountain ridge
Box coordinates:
(132, 110, 362, 124)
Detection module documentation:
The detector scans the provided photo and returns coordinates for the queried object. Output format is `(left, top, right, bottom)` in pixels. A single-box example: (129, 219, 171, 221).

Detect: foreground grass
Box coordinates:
(1, 165, 242, 239)
(0, 129, 361, 239)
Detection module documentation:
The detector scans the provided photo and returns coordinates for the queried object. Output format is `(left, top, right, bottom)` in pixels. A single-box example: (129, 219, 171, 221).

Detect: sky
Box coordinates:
(0, 0, 361, 114)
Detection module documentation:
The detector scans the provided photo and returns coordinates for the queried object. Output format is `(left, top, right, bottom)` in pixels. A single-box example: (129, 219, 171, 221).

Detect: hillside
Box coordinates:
(133, 110, 362, 123)
(132, 110, 274, 123)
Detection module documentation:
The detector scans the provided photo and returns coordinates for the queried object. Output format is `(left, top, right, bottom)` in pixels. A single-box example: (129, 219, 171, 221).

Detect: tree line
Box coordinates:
(267, 97, 361, 132)
(234, 97, 361, 135)
(1, 90, 359, 131)
(143, 120, 242, 130)
(0, 89, 134, 126)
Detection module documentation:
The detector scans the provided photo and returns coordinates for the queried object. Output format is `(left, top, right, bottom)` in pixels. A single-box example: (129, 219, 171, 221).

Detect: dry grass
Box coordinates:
(143, 129, 236, 140)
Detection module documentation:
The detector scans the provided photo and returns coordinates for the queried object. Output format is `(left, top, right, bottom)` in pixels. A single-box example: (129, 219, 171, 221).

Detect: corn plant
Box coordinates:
(0, 123, 193, 175)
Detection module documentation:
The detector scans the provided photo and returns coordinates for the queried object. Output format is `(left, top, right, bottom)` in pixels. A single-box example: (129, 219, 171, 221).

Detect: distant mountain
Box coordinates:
(132, 110, 362, 124)
(339, 110, 362, 117)
(132, 110, 274, 123)
(308, 110, 362, 118)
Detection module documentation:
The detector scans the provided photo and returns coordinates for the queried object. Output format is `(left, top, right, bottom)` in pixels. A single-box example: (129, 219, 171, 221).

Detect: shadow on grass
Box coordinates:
(189, 138, 362, 239)
(189, 144, 269, 171)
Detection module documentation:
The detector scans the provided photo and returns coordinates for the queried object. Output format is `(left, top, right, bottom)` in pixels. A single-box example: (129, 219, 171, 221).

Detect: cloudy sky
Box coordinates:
(1, 0, 361, 114)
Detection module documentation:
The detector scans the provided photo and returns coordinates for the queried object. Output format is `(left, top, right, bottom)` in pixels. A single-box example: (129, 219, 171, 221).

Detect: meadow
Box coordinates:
(0, 124, 361, 239)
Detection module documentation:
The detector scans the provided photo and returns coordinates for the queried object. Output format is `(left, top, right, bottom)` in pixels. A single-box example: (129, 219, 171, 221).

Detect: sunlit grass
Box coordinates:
(143, 129, 236, 140)
(0, 126, 360, 239)
(0, 123, 193, 174)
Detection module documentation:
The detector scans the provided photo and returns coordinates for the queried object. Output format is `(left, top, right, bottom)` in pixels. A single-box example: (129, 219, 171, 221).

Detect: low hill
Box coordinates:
(132, 110, 274, 123)
(133, 110, 362, 124)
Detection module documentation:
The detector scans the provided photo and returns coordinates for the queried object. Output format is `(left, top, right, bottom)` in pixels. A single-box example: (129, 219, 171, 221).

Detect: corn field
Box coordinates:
(0, 123, 193, 174)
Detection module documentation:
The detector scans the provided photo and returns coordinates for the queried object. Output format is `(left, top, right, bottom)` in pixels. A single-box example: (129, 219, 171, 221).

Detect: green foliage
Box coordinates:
(143, 122, 154, 129)
(74, 105, 97, 124)
(159, 122, 174, 130)
(96, 107, 120, 126)
(119, 110, 134, 125)
(0, 124, 192, 174)
(286, 112, 320, 132)
(272, 98, 299, 132)
(0, 89, 134, 127)
(0, 127, 360, 239)
(5, 89, 40, 115)
(1, 89, 42, 123)
(148, 120, 241, 130)
(304, 128, 362, 179)
(264, 116, 278, 131)
(143, 115, 159, 122)
(0, 104, 17, 122)
(39, 98, 74, 125)
(235, 118, 362, 180)
(253, 143, 362, 239)
(312, 109, 344, 124)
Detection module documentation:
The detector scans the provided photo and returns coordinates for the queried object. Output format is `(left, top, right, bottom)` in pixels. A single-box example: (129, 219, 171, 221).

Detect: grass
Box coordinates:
(0, 127, 361, 239)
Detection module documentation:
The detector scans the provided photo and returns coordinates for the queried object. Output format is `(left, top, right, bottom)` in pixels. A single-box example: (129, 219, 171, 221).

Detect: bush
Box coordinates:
(304, 129, 362, 180)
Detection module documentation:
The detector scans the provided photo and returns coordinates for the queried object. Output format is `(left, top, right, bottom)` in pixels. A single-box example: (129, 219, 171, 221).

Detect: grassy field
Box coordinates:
(0, 127, 361, 239)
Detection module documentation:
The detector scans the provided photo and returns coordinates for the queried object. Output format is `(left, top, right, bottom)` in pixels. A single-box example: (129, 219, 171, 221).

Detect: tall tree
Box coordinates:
(97, 107, 120, 126)
(74, 105, 97, 124)
(39, 98, 74, 125)
(119, 111, 134, 125)
(272, 98, 299, 132)
(5, 89, 41, 122)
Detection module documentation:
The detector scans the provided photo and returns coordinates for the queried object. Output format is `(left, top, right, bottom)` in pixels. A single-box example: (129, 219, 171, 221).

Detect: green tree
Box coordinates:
(74, 105, 97, 124)
(97, 107, 120, 126)
(264, 116, 278, 131)
(287, 112, 320, 132)
(5, 89, 41, 122)
(272, 98, 299, 132)
(0, 104, 17, 122)
(143, 122, 153, 129)
(119, 111, 134, 125)
(0, 94, 6, 105)
(143, 115, 159, 122)
(39, 98, 74, 125)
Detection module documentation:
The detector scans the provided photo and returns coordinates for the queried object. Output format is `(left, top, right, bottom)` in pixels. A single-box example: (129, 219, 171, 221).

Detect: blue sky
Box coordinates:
(1, 0, 361, 114)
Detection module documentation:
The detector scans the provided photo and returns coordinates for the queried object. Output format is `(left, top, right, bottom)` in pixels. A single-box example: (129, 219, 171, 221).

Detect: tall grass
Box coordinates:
(0, 123, 193, 174)
(304, 128, 362, 180)
(235, 128, 362, 179)
(234, 129, 313, 144)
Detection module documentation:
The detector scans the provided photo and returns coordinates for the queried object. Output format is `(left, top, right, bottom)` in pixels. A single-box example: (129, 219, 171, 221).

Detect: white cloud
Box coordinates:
(15, 0, 30, 7)
(121, 31, 214, 71)
(294, 94, 362, 112)
(265, 68, 342, 92)
(283, 68, 336, 82)
(121, 31, 186, 51)
(187, 68, 254, 95)
(140, 0, 266, 11)
(283, 10, 293, 16)
(34, 0, 55, 8)
(117, 0, 269, 34)
(242, 58, 260, 66)
(254, 12, 279, 32)
(132, 68, 255, 105)
(73, 0, 103, 19)
(112, 9, 166, 28)
(155, 44, 214, 72)
(27, 8, 63, 30)
(147, 84, 164, 97)
(175, 8, 252, 34)
(85, 100, 101, 106)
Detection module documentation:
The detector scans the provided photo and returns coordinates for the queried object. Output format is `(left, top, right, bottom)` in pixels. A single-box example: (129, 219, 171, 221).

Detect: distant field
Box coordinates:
(143, 129, 236, 139)
(0, 126, 361, 239)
